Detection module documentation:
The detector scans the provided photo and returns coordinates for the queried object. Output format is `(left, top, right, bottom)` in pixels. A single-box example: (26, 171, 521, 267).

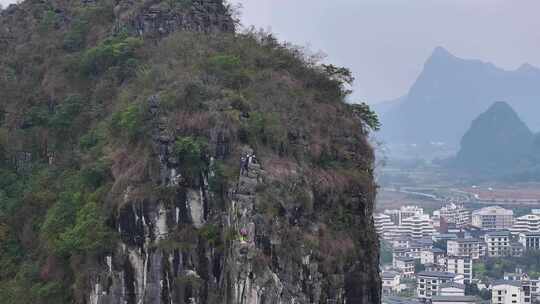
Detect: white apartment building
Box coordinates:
(392, 248, 409, 262)
(393, 257, 416, 278)
(382, 271, 401, 294)
(485, 230, 511, 257)
(374, 213, 396, 238)
(437, 203, 471, 228)
(511, 214, 540, 235)
(384, 205, 424, 225)
(446, 238, 485, 260)
(491, 281, 526, 304)
(383, 209, 401, 225)
(421, 248, 446, 265)
(519, 232, 540, 250)
(446, 256, 473, 284)
(401, 214, 436, 239)
(504, 272, 539, 303)
(401, 205, 424, 219)
(421, 249, 435, 264)
(416, 271, 456, 299)
(392, 237, 412, 249)
(472, 206, 513, 230)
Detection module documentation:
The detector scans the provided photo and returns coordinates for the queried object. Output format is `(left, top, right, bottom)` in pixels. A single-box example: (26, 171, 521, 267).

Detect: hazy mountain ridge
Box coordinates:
(378, 46, 540, 146)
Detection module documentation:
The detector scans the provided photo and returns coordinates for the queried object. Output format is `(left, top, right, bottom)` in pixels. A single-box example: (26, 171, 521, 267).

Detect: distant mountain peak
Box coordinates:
(517, 63, 540, 73)
(432, 46, 453, 57)
(455, 101, 533, 173)
(427, 46, 457, 62)
(378, 46, 540, 147)
(490, 100, 513, 111)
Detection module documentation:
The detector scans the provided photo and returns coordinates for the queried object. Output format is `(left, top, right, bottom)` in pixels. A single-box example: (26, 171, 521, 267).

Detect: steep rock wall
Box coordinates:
(87, 94, 381, 304)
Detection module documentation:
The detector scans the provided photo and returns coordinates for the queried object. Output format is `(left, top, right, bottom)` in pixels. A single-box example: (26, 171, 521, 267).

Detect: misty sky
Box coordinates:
(2, 0, 540, 103)
(230, 0, 540, 103)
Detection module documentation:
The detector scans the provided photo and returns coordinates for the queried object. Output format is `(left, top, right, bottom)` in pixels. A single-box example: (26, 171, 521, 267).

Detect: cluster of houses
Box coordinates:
(378, 204, 540, 304)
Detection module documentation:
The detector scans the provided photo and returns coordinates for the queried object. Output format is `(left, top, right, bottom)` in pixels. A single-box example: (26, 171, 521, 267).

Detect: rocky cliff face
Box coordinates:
(87, 93, 380, 304)
(0, 1, 380, 303)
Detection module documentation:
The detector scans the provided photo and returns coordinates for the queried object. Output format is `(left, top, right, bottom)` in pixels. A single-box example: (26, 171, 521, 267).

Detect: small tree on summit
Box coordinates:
(350, 102, 381, 133)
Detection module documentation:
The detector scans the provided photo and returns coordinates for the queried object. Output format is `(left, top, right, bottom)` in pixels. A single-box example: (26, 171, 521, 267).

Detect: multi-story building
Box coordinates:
(445, 256, 473, 284)
(446, 238, 485, 260)
(491, 281, 528, 304)
(416, 271, 456, 299)
(374, 213, 396, 239)
(393, 257, 416, 278)
(425, 263, 447, 273)
(383, 209, 402, 225)
(382, 271, 402, 295)
(384, 205, 424, 225)
(433, 233, 458, 243)
(472, 206, 513, 230)
(525, 276, 540, 303)
(519, 232, 540, 250)
(400, 205, 424, 221)
(401, 214, 436, 239)
(392, 237, 412, 249)
(421, 248, 445, 265)
(511, 214, 540, 235)
(504, 272, 540, 303)
(485, 230, 512, 257)
(392, 248, 410, 261)
(437, 203, 471, 228)
(384, 225, 404, 240)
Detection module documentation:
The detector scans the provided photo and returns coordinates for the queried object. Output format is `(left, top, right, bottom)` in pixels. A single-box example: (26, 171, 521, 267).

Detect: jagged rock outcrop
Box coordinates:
(114, 0, 235, 37)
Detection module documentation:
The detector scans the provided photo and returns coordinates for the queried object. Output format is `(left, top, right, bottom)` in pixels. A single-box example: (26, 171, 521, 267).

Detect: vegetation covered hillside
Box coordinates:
(0, 0, 381, 303)
(452, 101, 540, 181)
(454, 101, 533, 175)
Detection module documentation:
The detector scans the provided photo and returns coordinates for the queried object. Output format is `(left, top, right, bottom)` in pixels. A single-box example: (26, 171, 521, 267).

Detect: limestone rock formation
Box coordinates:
(0, 1, 380, 303)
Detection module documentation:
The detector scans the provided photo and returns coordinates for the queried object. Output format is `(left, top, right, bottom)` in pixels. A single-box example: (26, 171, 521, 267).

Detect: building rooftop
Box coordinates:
(395, 257, 417, 263)
(450, 238, 481, 243)
(515, 214, 540, 220)
(520, 231, 540, 237)
(382, 296, 421, 304)
(446, 255, 471, 261)
(417, 271, 456, 279)
(393, 236, 413, 242)
(413, 238, 434, 245)
(485, 230, 511, 237)
(472, 206, 513, 216)
(431, 295, 479, 303)
(382, 271, 400, 279)
(393, 248, 409, 253)
(440, 282, 465, 290)
(492, 280, 522, 288)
